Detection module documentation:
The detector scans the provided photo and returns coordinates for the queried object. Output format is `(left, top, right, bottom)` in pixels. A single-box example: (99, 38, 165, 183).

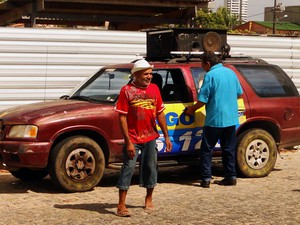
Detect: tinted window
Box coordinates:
(236, 65, 298, 97)
(152, 69, 190, 103)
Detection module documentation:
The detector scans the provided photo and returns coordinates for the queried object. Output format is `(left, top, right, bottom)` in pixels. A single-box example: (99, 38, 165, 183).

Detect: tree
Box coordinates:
(194, 7, 240, 30)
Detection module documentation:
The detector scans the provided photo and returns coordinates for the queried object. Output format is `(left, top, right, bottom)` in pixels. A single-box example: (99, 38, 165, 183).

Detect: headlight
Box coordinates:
(7, 125, 38, 138)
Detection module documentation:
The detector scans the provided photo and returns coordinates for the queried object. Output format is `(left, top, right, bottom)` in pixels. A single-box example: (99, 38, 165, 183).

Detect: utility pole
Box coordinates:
(272, 1, 286, 34)
(272, 0, 277, 34)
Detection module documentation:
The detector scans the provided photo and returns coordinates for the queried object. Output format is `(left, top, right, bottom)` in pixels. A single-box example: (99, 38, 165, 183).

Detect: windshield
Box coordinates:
(70, 68, 131, 103)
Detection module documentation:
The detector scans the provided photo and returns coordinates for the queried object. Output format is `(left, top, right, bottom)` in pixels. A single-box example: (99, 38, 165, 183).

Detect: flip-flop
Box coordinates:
(116, 209, 131, 217)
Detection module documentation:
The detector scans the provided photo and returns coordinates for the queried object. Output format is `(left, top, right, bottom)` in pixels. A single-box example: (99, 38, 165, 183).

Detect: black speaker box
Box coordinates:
(146, 28, 227, 59)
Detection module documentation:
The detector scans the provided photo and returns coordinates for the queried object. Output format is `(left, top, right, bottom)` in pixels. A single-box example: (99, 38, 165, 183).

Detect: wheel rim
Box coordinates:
(245, 139, 270, 170)
(65, 148, 96, 180)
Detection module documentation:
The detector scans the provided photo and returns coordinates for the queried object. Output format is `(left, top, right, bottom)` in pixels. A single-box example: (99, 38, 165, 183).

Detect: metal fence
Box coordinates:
(0, 27, 299, 110)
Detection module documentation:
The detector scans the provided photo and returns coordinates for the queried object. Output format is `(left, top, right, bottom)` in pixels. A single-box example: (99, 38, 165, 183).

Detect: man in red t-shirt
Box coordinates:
(115, 59, 172, 217)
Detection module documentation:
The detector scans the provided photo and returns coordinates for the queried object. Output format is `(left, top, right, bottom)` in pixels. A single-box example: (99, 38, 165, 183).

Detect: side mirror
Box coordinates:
(60, 95, 69, 99)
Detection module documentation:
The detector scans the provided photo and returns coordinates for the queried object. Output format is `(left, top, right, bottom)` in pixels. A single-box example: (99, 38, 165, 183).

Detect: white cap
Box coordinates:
(131, 59, 154, 74)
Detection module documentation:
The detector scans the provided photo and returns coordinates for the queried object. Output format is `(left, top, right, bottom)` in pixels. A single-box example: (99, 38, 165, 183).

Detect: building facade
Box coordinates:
(234, 21, 300, 36)
(265, 5, 300, 24)
(226, 0, 248, 22)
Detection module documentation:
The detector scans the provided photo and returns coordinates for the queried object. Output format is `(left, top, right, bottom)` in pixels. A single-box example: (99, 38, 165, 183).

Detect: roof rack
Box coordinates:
(170, 51, 244, 56)
(164, 52, 268, 64)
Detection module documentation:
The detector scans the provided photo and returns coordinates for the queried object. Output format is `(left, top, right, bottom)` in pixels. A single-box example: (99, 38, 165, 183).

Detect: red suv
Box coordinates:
(0, 55, 299, 192)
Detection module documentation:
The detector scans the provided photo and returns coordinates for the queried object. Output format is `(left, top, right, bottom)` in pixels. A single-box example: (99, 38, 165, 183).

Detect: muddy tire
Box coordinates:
(236, 129, 277, 178)
(49, 136, 105, 192)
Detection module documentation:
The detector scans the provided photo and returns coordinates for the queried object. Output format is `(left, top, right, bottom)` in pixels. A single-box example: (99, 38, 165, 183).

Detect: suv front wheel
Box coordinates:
(236, 129, 277, 178)
(10, 168, 48, 180)
(49, 135, 105, 192)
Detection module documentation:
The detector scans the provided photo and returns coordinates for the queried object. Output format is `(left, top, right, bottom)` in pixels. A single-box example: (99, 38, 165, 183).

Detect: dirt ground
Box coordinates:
(1, 149, 300, 225)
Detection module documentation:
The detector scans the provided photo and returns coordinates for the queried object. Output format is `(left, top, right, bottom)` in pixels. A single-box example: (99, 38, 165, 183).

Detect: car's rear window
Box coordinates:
(235, 65, 298, 97)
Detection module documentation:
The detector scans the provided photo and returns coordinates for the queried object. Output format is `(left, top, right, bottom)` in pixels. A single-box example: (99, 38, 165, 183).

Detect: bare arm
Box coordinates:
(157, 111, 172, 152)
(119, 114, 135, 159)
(185, 100, 205, 115)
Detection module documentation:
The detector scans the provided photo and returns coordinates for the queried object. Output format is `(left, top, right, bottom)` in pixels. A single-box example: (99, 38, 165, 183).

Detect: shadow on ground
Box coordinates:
(0, 162, 225, 193)
(100, 161, 225, 187)
(54, 202, 141, 216)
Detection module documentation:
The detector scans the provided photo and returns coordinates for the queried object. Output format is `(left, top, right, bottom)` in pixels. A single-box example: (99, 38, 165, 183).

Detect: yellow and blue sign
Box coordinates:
(156, 99, 246, 155)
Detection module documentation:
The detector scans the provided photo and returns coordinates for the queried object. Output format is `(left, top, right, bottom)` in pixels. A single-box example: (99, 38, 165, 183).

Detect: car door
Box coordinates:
(152, 68, 204, 156)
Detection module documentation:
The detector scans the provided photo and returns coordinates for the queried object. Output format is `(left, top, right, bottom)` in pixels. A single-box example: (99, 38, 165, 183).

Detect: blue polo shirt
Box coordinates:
(198, 63, 243, 127)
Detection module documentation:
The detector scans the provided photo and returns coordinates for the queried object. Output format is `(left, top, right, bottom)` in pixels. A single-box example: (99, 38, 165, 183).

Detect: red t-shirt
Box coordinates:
(115, 82, 165, 144)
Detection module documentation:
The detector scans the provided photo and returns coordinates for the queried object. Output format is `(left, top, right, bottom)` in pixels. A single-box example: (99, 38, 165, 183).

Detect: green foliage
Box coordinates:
(194, 7, 240, 30)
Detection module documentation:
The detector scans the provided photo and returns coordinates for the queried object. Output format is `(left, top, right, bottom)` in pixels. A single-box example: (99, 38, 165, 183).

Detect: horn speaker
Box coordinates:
(146, 28, 227, 59)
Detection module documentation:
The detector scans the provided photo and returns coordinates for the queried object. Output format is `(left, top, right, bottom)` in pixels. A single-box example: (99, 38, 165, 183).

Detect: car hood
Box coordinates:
(0, 99, 114, 124)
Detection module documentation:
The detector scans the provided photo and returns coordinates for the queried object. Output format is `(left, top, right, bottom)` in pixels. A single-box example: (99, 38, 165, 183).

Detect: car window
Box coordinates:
(152, 69, 190, 103)
(72, 67, 191, 103)
(190, 67, 205, 92)
(236, 65, 298, 97)
(71, 68, 131, 102)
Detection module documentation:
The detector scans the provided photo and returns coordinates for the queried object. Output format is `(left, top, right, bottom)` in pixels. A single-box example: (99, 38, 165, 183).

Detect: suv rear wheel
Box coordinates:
(236, 129, 277, 178)
(49, 135, 105, 192)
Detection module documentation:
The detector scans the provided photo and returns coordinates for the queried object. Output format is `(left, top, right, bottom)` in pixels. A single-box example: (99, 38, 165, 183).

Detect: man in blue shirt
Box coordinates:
(185, 51, 243, 188)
